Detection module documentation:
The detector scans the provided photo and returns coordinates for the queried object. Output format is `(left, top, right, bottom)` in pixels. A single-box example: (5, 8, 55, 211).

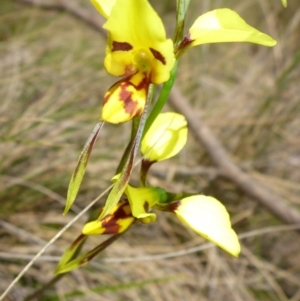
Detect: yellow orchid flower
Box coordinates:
(141, 112, 188, 162)
(82, 199, 135, 235)
(91, 0, 276, 124)
(173, 195, 241, 257)
(112, 175, 166, 223)
(124, 185, 158, 223)
(92, 0, 175, 124)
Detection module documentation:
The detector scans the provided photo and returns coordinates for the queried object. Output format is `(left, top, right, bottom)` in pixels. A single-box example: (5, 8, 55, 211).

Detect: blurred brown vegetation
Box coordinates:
(1, 0, 300, 300)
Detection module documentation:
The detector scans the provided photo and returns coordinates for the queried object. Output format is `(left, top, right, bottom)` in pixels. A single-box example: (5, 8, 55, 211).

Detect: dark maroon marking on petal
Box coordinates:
(103, 222, 121, 234)
(149, 48, 166, 65)
(135, 75, 150, 91)
(118, 83, 140, 117)
(112, 41, 133, 52)
(114, 201, 132, 219)
(143, 201, 150, 212)
(100, 213, 113, 225)
(177, 32, 195, 51)
(169, 201, 180, 212)
(124, 96, 140, 117)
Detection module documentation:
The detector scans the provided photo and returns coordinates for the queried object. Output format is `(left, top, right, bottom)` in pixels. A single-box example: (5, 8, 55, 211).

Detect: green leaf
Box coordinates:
(56, 234, 87, 271)
(99, 138, 137, 220)
(281, 0, 287, 7)
(187, 9, 276, 48)
(64, 122, 103, 215)
(55, 234, 121, 274)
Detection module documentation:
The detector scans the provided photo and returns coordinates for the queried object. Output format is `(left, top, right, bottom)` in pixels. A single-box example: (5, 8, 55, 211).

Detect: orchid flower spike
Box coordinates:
(92, 0, 175, 124)
(91, 0, 276, 124)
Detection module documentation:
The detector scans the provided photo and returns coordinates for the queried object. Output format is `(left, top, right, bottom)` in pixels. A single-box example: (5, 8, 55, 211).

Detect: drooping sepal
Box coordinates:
(82, 200, 135, 235)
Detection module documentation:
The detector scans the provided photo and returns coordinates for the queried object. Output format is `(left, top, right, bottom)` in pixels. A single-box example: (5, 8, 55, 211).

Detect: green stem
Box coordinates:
(143, 0, 190, 138)
(140, 159, 154, 187)
(24, 275, 64, 301)
(116, 117, 140, 174)
(143, 62, 178, 138)
(173, 0, 191, 48)
(99, 85, 156, 220)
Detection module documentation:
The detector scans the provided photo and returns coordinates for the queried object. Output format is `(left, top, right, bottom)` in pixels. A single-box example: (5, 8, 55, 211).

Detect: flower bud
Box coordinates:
(141, 112, 188, 162)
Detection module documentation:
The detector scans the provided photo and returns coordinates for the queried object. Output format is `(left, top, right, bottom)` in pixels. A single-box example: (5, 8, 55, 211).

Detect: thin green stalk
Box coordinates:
(174, 0, 191, 48)
(116, 117, 141, 174)
(143, 62, 178, 138)
(140, 159, 154, 187)
(143, 0, 190, 138)
(24, 275, 64, 301)
(99, 85, 156, 220)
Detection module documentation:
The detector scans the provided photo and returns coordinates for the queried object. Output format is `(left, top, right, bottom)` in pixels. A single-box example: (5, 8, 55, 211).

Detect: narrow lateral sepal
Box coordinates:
(55, 234, 121, 274)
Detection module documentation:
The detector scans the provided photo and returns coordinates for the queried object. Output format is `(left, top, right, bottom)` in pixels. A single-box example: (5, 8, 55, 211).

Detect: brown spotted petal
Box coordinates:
(101, 74, 149, 124)
(103, 0, 175, 84)
(82, 200, 135, 235)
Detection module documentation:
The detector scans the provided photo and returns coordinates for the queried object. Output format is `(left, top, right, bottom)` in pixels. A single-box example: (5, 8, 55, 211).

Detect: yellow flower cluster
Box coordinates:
(92, 0, 276, 124)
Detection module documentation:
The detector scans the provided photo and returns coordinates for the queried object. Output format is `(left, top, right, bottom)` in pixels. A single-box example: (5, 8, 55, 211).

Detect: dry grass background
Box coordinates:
(1, 0, 300, 300)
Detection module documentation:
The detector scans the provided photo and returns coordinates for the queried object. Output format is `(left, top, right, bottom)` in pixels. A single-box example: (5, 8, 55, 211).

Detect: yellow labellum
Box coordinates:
(103, 0, 175, 84)
(175, 195, 241, 257)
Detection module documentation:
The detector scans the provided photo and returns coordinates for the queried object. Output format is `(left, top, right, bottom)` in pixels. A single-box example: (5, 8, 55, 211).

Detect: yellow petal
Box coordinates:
(281, 0, 287, 7)
(103, 0, 175, 84)
(82, 200, 135, 235)
(101, 74, 148, 124)
(90, 0, 117, 19)
(175, 195, 241, 257)
(111, 175, 165, 222)
(141, 112, 188, 162)
(82, 216, 135, 235)
(82, 220, 106, 235)
(186, 9, 276, 48)
(125, 185, 159, 222)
